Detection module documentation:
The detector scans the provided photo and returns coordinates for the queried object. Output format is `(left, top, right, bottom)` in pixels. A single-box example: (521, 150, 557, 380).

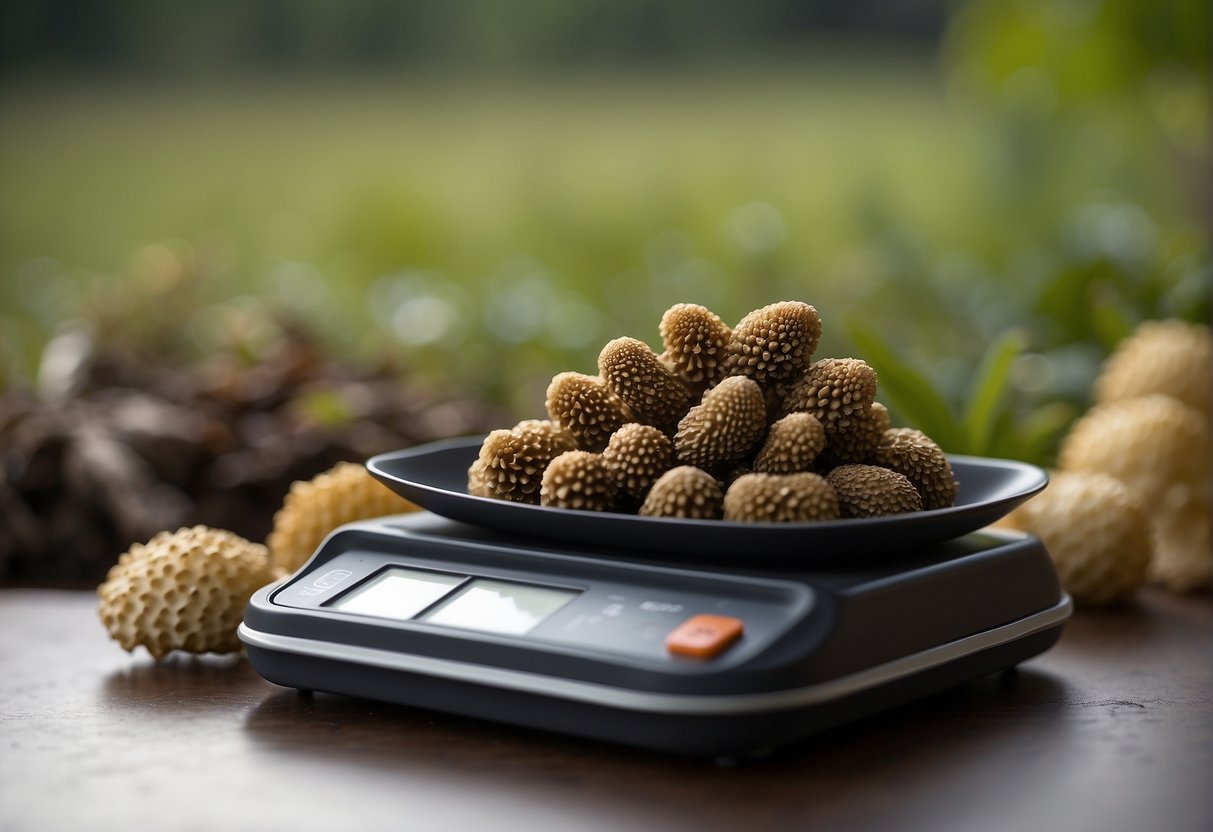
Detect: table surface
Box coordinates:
(1, 587, 1209, 832)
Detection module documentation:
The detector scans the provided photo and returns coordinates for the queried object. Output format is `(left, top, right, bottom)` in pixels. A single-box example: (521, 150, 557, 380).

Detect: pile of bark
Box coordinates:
(0, 322, 504, 584)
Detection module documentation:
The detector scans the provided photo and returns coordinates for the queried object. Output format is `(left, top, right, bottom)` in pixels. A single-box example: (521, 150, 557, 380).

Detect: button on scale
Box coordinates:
(539, 592, 753, 660)
(665, 614, 745, 659)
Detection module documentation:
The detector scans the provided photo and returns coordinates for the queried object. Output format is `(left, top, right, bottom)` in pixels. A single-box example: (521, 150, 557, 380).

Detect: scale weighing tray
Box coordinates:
(241, 512, 1071, 757)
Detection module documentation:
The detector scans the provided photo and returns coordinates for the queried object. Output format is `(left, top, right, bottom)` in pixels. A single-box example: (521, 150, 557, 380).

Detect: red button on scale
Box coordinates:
(665, 614, 744, 659)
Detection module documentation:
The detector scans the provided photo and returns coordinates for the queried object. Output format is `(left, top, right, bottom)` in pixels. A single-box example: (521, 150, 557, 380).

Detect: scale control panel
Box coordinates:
(271, 543, 814, 667)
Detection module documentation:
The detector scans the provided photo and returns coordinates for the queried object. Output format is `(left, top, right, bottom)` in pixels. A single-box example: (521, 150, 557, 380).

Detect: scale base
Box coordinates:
(242, 514, 1070, 757)
(250, 625, 1060, 757)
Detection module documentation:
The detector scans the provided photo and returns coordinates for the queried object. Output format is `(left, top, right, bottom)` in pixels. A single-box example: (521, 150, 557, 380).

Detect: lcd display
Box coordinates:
(419, 578, 580, 636)
(330, 567, 464, 620)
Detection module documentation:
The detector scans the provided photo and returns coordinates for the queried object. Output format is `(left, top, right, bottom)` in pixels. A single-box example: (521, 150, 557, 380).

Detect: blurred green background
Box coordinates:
(1, 0, 1209, 461)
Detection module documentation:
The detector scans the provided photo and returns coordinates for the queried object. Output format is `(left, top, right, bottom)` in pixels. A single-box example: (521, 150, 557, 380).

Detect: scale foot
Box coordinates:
(296, 688, 314, 697)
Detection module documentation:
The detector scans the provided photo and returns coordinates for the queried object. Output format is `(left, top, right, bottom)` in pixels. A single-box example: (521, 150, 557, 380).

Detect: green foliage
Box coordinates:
(849, 322, 1080, 462)
(961, 329, 1027, 456)
(847, 322, 962, 452)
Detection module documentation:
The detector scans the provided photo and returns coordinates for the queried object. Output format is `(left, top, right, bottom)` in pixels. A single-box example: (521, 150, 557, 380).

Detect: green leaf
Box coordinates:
(847, 320, 961, 451)
(961, 329, 1027, 456)
(1088, 286, 1136, 351)
(986, 409, 1021, 460)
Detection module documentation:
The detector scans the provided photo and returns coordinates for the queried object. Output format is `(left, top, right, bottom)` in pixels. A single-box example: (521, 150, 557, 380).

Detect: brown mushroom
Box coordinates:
(598, 337, 692, 429)
(818, 402, 891, 468)
(674, 376, 767, 468)
(659, 303, 733, 393)
(540, 451, 618, 512)
(602, 423, 675, 499)
(826, 464, 923, 518)
(468, 420, 577, 504)
(639, 466, 724, 519)
(872, 427, 957, 511)
(723, 472, 839, 522)
(752, 412, 827, 474)
(726, 301, 822, 385)
(782, 358, 877, 431)
(545, 372, 635, 452)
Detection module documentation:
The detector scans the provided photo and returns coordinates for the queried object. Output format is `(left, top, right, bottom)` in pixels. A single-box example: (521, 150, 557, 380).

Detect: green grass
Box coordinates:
(0, 63, 983, 374)
(1, 65, 981, 269)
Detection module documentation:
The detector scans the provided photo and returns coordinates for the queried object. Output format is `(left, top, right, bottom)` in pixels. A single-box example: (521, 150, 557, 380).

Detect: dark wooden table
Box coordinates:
(1, 588, 1209, 832)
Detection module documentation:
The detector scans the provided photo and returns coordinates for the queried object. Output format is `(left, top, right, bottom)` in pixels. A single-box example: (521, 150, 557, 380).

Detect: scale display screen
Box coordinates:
(420, 578, 580, 635)
(328, 567, 580, 635)
(329, 567, 463, 620)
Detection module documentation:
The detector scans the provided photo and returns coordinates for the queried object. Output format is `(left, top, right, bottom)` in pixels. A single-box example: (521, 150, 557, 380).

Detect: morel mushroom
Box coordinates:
(598, 337, 692, 430)
(674, 376, 767, 468)
(540, 451, 618, 512)
(1000, 471, 1152, 606)
(826, 464, 923, 518)
(726, 301, 822, 384)
(601, 423, 675, 499)
(98, 526, 272, 659)
(752, 412, 827, 474)
(723, 472, 839, 522)
(818, 402, 891, 468)
(271, 461, 420, 574)
(639, 466, 724, 520)
(659, 303, 732, 393)
(467, 421, 578, 505)
(1059, 394, 1211, 592)
(1095, 319, 1211, 415)
(545, 372, 635, 452)
(872, 427, 957, 511)
(782, 358, 877, 431)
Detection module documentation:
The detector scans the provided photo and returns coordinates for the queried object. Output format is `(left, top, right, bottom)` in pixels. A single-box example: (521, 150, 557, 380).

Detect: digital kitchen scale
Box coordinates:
(241, 441, 1068, 757)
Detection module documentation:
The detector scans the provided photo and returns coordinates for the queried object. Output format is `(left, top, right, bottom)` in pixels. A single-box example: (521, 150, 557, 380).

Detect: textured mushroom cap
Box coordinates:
(1095, 319, 1211, 414)
(826, 464, 923, 518)
(270, 461, 420, 574)
(466, 458, 493, 498)
(1150, 494, 1211, 593)
(545, 372, 635, 452)
(1059, 394, 1209, 508)
(724, 472, 839, 522)
(514, 418, 576, 449)
(674, 376, 767, 468)
(639, 465, 724, 519)
(872, 427, 957, 510)
(819, 402, 891, 467)
(1000, 471, 1151, 606)
(540, 451, 618, 511)
(726, 301, 822, 384)
(659, 303, 733, 392)
(752, 412, 827, 474)
(598, 337, 692, 429)
(783, 358, 877, 430)
(98, 525, 272, 659)
(466, 421, 577, 507)
(602, 423, 675, 498)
